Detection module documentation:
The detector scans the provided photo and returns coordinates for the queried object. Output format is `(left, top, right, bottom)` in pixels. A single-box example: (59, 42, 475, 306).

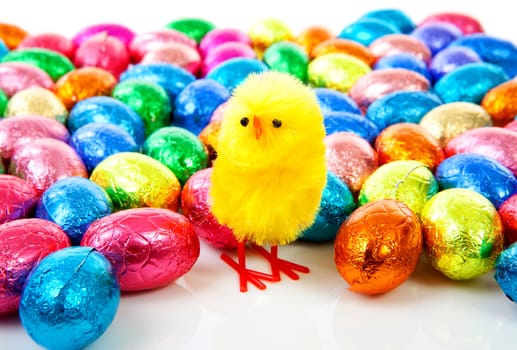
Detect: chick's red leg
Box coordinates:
(220, 241, 277, 292)
(253, 245, 310, 280)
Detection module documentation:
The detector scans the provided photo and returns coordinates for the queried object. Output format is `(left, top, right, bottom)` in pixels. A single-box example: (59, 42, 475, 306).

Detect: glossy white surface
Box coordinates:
(1, 1, 517, 349)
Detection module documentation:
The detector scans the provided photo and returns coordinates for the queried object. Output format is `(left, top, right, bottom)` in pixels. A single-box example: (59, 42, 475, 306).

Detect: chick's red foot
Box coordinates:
(220, 242, 310, 292)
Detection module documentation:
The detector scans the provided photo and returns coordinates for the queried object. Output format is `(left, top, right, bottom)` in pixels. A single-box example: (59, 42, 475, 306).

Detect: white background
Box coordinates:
(2, 1, 517, 349)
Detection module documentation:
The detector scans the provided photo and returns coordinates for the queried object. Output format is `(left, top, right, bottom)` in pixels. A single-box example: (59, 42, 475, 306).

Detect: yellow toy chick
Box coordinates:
(209, 71, 327, 292)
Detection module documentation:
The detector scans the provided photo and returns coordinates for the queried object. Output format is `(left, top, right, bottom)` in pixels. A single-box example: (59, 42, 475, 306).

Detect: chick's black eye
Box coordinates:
(272, 119, 282, 128)
(240, 117, 249, 127)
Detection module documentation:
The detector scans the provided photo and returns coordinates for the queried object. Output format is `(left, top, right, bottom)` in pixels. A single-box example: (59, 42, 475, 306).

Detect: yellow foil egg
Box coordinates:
(421, 188, 504, 280)
(419, 102, 492, 147)
(5, 87, 68, 123)
(90, 152, 181, 211)
(248, 18, 293, 57)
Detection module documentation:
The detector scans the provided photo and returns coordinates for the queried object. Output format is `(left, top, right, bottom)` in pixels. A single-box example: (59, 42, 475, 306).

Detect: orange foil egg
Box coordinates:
(334, 199, 422, 294)
(0, 23, 28, 49)
(295, 25, 334, 55)
(375, 123, 444, 170)
(311, 38, 375, 66)
(481, 80, 517, 127)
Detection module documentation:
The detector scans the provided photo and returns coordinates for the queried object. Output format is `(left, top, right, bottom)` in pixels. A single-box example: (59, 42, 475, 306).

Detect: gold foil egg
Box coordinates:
(481, 79, 517, 127)
(421, 188, 504, 280)
(5, 87, 68, 123)
(248, 18, 293, 57)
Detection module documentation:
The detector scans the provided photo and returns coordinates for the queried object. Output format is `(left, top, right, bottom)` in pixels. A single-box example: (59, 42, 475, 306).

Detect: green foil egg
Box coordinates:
(421, 188, 504, 280)
(0, 89, 7, 117)
(165, 18, 215, 43)
(112, 79, 171, 137)
(1, 48, 75, 81)
(358, 160, 438, 216)
(143, 126, 208, 185)
(308, 53, 371, 92)
(263, 41, 309, 82)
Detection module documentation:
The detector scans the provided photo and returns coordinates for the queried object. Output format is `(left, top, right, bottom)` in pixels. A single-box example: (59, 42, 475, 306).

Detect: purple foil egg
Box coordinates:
(72, 23, 136, 48)
(0, 174, 37, 224)
(0, 62, 54, 97)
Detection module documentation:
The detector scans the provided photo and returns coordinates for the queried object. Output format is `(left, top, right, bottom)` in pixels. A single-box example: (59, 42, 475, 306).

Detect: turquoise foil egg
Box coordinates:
(338, 18, 400, 46)
(206, 57, 268, 92)
(359, 8, 415, 34)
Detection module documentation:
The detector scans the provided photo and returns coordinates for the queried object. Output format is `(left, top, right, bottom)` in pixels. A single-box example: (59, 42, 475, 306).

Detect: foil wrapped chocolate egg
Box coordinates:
(206, 57, 268, 92)
(263, 41, 309, 82)
(300, 172, 356, 242)
(445, 127, 517, 175)
(429, 46, 482, 81)
(141, 42, 202, 76)
(248, 18, 293, 55)
(19, 247, 119, 350)
(0, 174, 37, 224)
(198, 102, 227, 163)
(310, 38, 375, 66)
(18, 33, 75, 59)
(334, 198, 422, 294)
(323, 111, 379, 143)
(410, 23, 462, 56)
(359, 160, 439, 216)
(500, 195, 517, 245)
(375, 123, 444, 170)
(9, 138, 88, 197)
(0, 218, 70, 315)
(36, 177, 113, 245)
(495, 242, 517, 302)
(0, 40, 7, 60)
(0, 62, 54, 97)
(72, 23, 135, 48)
(201, 41, 256, 77)
(181, 168, 238, 249)
(349, 68, 430, 113)
(421, 188, 504, 280)
(5, 87, 68, 123)
(55, 67, 117, 110)
(0, 90, 6, 117)
(325, 131, 378, 194)
(314, 88, 361, 115)
(0, 22, 28, 49)
(360, 8, 415, 34)
(481, 79, 517, 127)
(81, 208, 200, 291)
(338, 18, 400, 46)
(164, 17, 215, 43)
(418, 12, 484, 35)
(436, 153, 517, 209)
(129, 29, 197, 63)
(90, 152, 181, 211)
(374, 53, 432, 82)
(369, 34, 432, 63)
(199, 28, 251, 57)
(505, 120, 517, 132)
(1, 48, 74, 81)
(295, 25, 334, 55)
(419, 102, 492, 146)
(0, 115, 70, 160)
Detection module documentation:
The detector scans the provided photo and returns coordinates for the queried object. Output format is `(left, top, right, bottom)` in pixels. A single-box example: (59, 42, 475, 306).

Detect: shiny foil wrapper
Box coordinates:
(141, 42, 202, 76)
(248, 18, 293, 55)
(369, 34, 432, 63)
(419, 101, 492, 146)
(410, 23, 462, 56)
(81, 208, 200, 291)
(311, 38, 375, 66)
(5, 87, 68, 123)
(0, 62, 55, 97)
(421, 188, 504, 280)
(72, 23, 136, 48)
(205, 57, 268, 92)
(55, 67, 118, 111)
(90, 152, 181, 211)
(0, 23, 28, 49)
(18, 33, 75, 59)
(165, 18, 215, 44)
(0, 175, 37, 224)
(334, 199, 422, 294)
(325, 132, 378, 194)
(349, 68, 430, 113)
(445, 127, 517, 176)
(375, 123, 444, 170)
(495, 242, 517, 302)
(429, 46, 482, 81)
(9, 138, 88, 198)
(2, 48, 74, 81)
(0, 218, 70, 315)
(500, 195, 517, 245)
(181, 168, 238, 249)
(199, 28, 251, 57)
(0, 115, 70, 160)
(295, 25, 334, 56)
(129, 29, 197, 63)
(263, 41, 309, 82)
(19, 247, 119, 350)
(418, 12, 484, 35)
(481, 80, 517, 127)
(202, 42, 256, 77)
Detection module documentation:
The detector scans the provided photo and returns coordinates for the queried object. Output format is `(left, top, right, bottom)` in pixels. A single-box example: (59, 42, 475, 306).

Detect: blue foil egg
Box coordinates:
(0, 40, 8, 60)
(359, 8, 414, 34)
(323, 111, 379, 143)
(433, 62, 509, 104)
(173, 79, 230, 135)
(366, 90, 442, 131)
(206, 57, 268, 92)
(314, 88, 361, 115)
(374, 53, 432, 82)
(35, 177, 113, 244)
(430, 46, 482, 81)
(300, 172, 356, 242)
(119, 62, 196, 101)
(69, 122, 138, 172)
(410, 23, 462, 56)
(68, 96, 145, 146)
(19, 247, 120, 350)
(435, 153, 517, 209)
(338, 18, 400, 46)
(495, 243, 517, 303)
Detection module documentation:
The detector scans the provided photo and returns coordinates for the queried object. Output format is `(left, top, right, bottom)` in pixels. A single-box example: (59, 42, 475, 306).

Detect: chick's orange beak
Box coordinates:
(253, 116, 263, 139)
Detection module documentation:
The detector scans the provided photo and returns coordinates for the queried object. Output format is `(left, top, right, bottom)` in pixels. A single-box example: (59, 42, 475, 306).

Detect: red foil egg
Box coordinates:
(0, 218, 70, 315)
(0, 175, 37, 224)
(369, 34, 432, 63)
(18, 33, 75, 59)
(0, 62, 55, 97)
(181, 168, 238, 249)
(81, 208, 200, 292)
(500, 194, 517, 245)
(9, 138, 88, 198)
(141, 42, 202, 76)
(129, 29, 197, 63)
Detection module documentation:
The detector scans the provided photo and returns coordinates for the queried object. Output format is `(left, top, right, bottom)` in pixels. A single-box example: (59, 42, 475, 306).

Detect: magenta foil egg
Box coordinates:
(202, 41, 256, 76)
(129, 29, 197, 63)
(199, 28, 251, 57)
(369, 34, 432, 63)
(0, 174, 37, 224)
(81, 208, 200, 292)
(72, 23, 136, 48)
(141, 42, 202, 76)
(18, 33, 76, 59)
(0, 62, 55, 97)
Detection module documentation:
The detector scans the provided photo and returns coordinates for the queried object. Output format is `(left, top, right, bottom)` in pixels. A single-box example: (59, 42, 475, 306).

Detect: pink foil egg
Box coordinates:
(505, 120, 517, 133)
(369, 34, 432, 63)
(325, 131, 379, 195)
(9, 138, 88, 198)
(129, 29, 197, 63)
(0, 62, 54, 97)
(499, 194, 517, 245)
(199, 28, 251, 57)
(349, 68, 430, 114)
(445, 127, 517, 176)
(18, 33, 75, 59)
(181, 168, 239, 249)
(72, 23, 136, 48)
(0, 174, 37, 224)
(201, 41, 256, 76)
(0, 218, 70, 315)
(74, 33, 130, 79)
(81, 208, 200, 292)
(141, 42, 202, 76)
(0, 115, 70, 160)
(419, 12, 484, 35)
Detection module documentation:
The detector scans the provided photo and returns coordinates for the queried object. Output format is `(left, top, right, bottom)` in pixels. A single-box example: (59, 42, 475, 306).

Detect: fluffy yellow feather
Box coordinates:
(210, 71, 327, 246)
